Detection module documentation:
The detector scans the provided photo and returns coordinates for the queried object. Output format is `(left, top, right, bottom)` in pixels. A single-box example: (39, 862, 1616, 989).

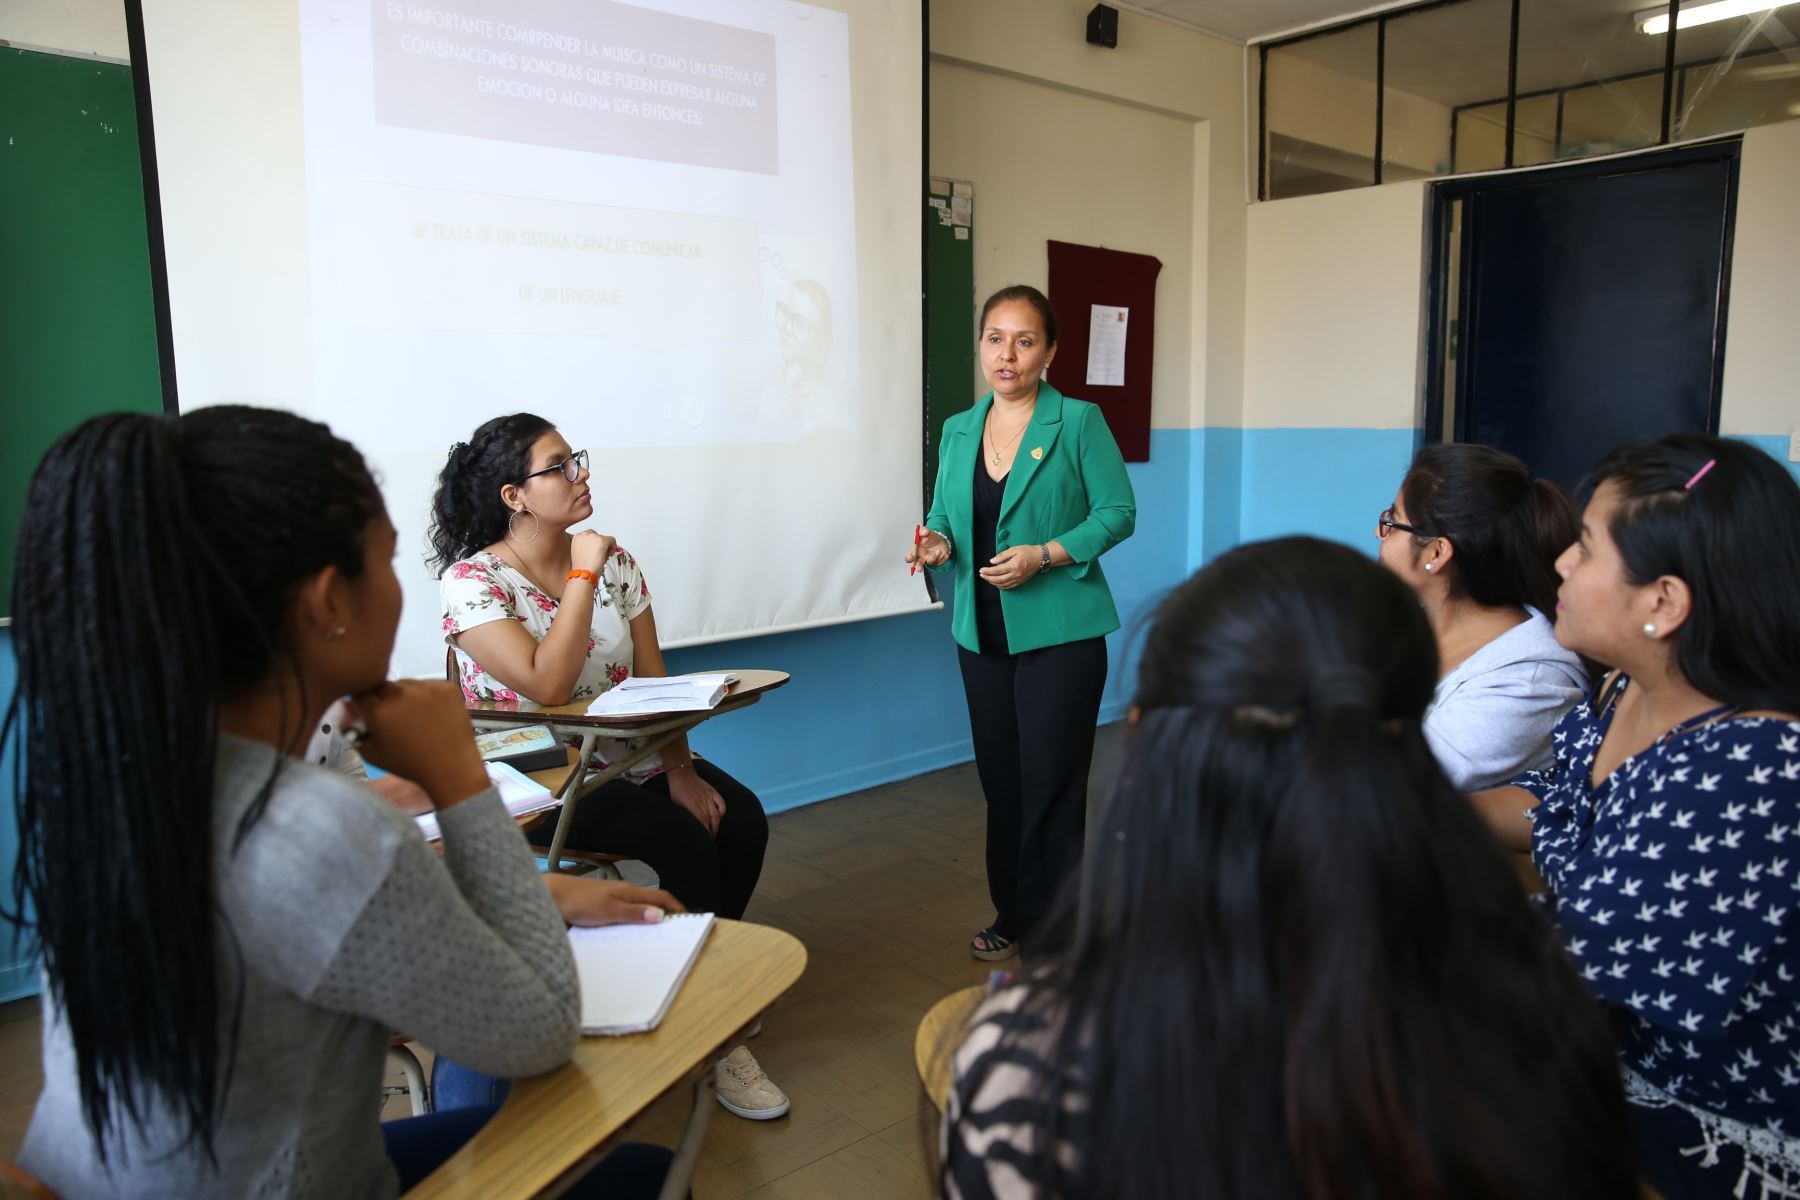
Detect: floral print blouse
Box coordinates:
(1522, 676, 1800, 1142)
(440, 548, 657, 779)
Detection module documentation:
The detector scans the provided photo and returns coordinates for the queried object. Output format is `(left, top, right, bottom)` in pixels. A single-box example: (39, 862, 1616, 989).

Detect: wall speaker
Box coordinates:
(1086, 4, 1119, 48)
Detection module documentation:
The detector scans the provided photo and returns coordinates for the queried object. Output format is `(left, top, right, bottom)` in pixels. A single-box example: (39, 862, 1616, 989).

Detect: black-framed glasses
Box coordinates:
(1376, 507, 1430, 540)
(518, 449, 588, 485)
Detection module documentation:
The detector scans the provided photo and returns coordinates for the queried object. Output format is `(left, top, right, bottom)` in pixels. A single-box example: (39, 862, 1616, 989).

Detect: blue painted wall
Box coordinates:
(0, 628, 33, 1002)
(663, 426, 1196, 814)
(1, 428, 1789, 1000)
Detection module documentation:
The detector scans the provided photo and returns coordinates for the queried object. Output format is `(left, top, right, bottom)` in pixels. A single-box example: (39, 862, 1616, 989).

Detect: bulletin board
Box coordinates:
(1044, 239, 1161, 462)
(924, 177, 975, 510)
(0, 48, 164, 619)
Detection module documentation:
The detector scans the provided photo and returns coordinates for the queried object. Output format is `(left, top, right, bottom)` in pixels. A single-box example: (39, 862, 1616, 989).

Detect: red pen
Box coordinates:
(910, 524, 923, 576)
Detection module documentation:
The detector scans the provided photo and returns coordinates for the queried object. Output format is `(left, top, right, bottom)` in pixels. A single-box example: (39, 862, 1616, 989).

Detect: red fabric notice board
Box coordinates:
(1044, 240, 1161, 462)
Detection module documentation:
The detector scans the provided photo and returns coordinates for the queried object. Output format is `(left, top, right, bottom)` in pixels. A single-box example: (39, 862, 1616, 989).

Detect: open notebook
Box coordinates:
(568, 912, 716, 1035)
(584, 673, 737, 718)
(412, 761, 561, 842)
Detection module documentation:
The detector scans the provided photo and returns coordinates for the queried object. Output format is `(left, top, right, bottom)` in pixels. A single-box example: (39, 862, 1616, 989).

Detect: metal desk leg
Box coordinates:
(386, 1044, 432, 1117)
(542, 728, 688, 874)
(543, 732, 599, 875)
(656, 1067, 718, 1200)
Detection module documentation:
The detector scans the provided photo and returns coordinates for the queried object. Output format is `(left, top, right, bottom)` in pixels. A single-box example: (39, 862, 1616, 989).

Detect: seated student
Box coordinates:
(428, 412, 786, 1121)
(7, 407, 682, 1198)
(941, 537, 1639, 1200)
(1473, 434, 1800, 1199)
(1377, 443, 1587, 790)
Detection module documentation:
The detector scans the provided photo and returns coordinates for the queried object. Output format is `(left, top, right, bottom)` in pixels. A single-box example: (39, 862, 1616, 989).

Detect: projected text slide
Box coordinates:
(372, 0, 778, 174)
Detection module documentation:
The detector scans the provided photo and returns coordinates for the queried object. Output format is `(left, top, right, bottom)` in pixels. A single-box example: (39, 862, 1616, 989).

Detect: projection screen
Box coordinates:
(132, 0, 928, 675)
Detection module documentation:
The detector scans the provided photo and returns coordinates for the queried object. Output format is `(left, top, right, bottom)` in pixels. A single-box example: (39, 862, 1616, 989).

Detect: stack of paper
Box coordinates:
(413, 760, 561, 841)
(569, 912, 716, 1035)
(583, 673, 736, 718)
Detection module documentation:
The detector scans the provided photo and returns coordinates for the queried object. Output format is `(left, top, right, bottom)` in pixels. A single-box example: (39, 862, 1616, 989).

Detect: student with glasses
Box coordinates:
(1375, 444, 1587, 790)
(428, 413, 786, 1121)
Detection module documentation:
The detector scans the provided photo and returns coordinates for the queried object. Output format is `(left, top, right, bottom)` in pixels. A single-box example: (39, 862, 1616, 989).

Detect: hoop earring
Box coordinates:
(508, 508, 541, 544)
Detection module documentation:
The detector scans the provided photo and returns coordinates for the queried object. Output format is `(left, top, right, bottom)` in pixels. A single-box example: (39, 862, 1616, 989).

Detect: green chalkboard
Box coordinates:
(924, 178, 975, 514)
(0, 48, 162, 619)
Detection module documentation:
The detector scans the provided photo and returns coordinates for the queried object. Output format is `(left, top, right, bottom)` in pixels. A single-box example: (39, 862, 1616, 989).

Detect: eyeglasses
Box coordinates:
(518, 449, 588, 485)
(1376, 507, 1431, 540)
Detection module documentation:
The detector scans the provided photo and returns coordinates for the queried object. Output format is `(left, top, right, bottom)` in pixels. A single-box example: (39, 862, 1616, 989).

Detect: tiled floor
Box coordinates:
(0, 726, 1126, 1198)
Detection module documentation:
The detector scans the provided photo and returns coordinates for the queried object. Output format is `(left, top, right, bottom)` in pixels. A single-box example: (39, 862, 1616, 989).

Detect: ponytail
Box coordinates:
(426, 412, 553, 573)
(3, 406, 381, 1158)
(1399, 444, 1577, 616)
(964, 537, 1637, 1199)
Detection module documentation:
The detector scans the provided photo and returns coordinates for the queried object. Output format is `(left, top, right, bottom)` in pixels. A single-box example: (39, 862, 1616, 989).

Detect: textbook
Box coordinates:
(474, 723, 566, 773)
(412, 761, 561, 842)
(568, 912, 716, 1035)
(583, 673, 736, 718)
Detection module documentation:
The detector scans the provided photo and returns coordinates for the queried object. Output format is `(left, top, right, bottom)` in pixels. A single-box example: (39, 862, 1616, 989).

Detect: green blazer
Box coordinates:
(924, 383, 1136, 655)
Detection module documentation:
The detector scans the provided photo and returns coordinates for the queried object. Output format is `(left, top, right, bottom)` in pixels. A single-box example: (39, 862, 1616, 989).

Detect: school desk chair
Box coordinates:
(0, 1162, 58, 1200)
(915, 985, 986, 1111)
(446, 648, 630, 881)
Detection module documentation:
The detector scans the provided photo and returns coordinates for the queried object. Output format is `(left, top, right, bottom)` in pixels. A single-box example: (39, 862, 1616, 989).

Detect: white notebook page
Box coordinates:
(568, 912, 717, 1036)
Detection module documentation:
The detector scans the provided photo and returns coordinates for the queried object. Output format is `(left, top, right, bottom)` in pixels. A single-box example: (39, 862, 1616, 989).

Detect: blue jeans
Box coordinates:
(430, 1055, 511, 1108)
(383, 1103, 677, 1197)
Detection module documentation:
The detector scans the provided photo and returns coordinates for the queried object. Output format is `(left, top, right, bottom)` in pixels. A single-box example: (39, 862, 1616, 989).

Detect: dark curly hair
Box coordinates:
(426, 412, 555, 573)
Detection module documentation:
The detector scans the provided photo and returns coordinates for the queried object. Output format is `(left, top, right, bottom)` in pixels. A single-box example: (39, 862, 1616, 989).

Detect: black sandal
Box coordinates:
(969, 927, 1018, 962)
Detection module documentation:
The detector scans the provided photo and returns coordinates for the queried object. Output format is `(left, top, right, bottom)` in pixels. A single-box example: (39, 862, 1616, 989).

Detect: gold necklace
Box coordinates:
(984, 411, 1030, 468)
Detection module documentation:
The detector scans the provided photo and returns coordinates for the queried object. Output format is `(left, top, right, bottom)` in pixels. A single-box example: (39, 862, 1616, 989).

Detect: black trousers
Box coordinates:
(958, 637, 1108, 949)
(531, 759, 768, 918)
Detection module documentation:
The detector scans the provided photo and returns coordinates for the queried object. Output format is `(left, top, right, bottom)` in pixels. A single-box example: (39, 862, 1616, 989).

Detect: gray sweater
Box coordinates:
(21, 735, 579, 1199)
(1423, 608, 1588, 792)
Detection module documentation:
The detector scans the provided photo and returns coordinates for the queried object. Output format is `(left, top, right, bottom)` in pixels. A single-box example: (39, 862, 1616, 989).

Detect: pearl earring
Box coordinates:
(1424, 563, 1434, 572)
(1643, 623, 1657, 637)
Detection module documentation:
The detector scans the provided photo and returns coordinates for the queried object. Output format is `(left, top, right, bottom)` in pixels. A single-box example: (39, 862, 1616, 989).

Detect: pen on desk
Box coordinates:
(910, 524, 923, 576)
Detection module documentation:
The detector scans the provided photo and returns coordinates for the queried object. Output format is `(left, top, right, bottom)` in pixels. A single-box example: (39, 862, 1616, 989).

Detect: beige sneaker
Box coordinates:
(715, 1045, 790, 1120)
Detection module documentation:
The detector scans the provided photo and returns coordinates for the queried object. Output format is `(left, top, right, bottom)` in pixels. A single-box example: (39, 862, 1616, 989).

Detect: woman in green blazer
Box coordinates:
(907, 285, 1136, 961)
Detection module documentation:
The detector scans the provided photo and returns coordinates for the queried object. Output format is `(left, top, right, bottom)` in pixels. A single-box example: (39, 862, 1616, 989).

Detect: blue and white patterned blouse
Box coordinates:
(1522, 676, 1800, 1136)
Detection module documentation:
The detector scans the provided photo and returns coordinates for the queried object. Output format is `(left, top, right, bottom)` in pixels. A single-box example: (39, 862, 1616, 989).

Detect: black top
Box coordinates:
(971, 452, 1009, 655)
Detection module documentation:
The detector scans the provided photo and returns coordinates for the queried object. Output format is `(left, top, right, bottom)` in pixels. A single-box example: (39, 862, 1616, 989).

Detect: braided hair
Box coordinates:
(3, 405, 382, 1159)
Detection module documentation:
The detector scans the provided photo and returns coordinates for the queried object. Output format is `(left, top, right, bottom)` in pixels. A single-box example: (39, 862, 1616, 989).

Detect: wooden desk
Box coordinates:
(469, 670, 790, 873)
(915, 986, 985, 1112)
(408, 919, 807, 1200)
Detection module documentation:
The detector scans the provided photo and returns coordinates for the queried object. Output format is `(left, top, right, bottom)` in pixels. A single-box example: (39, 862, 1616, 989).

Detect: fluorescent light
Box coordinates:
(1636, 0, 1798, 35)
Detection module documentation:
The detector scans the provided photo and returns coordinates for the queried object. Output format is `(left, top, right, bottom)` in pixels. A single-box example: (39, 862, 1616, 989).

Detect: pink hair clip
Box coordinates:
(1684, 458, 1717, 490)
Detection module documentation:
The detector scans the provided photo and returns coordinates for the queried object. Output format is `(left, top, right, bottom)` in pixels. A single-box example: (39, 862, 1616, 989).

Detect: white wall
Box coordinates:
(930, 59, 1196, 427)
(930, 0, 1246, 431)
(1242, 181, 1428, 428)
(1720, 120, 1800, 437)
(0, 0, 127, 58)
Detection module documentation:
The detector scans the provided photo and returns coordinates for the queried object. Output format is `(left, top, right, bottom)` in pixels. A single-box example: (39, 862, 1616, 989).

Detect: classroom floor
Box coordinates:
(0, 725, 1127, 1198)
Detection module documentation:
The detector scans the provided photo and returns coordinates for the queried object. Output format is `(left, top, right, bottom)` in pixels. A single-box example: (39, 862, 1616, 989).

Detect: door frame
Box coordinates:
(1421, 137, 1742, 446)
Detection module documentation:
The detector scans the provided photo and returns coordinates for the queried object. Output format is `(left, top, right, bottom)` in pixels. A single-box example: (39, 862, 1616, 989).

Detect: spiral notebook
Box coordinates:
(568, 912, 716, 1036)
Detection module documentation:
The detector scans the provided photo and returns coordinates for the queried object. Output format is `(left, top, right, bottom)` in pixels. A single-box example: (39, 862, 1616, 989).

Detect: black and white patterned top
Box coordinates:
(1523, 676, 1800, 1135)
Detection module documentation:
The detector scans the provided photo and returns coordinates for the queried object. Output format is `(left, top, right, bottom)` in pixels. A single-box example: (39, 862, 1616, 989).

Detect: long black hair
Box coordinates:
(1398, 443, 1577, 616)
(964, 537, 1636, 1200)
(425, 412, 554, 574)
(2, 406, 383, 1158)
(1587, 432, 1800, 714)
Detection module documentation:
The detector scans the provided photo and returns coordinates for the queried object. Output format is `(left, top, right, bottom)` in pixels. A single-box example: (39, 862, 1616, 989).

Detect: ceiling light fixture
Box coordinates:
(1636, 0, 1797, 35)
